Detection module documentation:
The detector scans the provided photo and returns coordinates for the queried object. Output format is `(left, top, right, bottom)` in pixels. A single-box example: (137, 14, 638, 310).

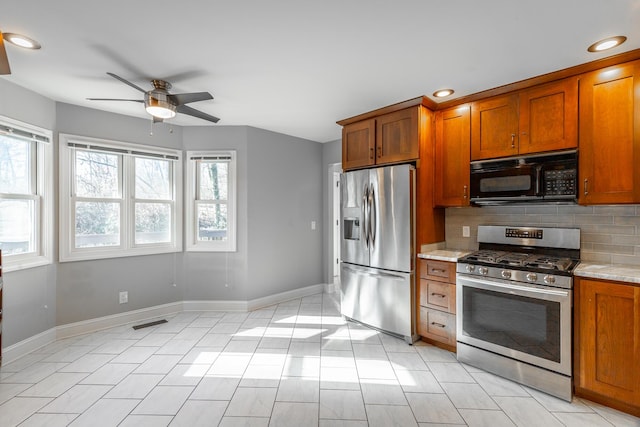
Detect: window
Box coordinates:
(59, 134, 182, 261)
(186, 151, 236, 252)
(0, 117, 53, 272)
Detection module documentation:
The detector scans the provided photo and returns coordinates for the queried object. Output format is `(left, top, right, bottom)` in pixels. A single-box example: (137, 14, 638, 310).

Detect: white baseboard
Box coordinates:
(3, 285, 328, 365)
(182, 300, 248, 312)
(56, 302, 184, 340)
(247, 284, 326, 311)
(3, 328, 57, 365)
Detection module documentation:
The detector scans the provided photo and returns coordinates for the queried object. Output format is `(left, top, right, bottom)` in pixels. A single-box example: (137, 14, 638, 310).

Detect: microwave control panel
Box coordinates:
(544, 169, 576, 196)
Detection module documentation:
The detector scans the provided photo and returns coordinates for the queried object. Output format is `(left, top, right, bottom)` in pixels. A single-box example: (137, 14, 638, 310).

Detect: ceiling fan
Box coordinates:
(88, 72, 220, 123)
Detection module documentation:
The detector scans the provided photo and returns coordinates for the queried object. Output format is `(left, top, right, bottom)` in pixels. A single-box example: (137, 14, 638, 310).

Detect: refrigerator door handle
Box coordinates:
(362, 184, 369, 248)
(369, 184, 376, 247)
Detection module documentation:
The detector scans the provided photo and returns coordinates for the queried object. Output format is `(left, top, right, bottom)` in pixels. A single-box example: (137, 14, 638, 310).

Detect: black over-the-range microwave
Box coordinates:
(470, 150, 578, 205)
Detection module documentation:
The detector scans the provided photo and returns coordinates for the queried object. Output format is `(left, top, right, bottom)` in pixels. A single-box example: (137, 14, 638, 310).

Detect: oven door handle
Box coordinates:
(457, 276, 570, 299)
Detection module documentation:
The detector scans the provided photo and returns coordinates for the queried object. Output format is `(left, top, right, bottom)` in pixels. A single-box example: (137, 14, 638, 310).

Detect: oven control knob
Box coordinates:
(478, 267, 488, 276)
(544, 275, 556, 284)
(501, 270, 512, 279)
(466, 264, 475, 273)
(526, 273, 538, 282)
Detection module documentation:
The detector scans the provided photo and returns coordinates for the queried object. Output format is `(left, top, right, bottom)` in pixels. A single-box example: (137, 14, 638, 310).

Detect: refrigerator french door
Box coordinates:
(340, 164, 416, 343)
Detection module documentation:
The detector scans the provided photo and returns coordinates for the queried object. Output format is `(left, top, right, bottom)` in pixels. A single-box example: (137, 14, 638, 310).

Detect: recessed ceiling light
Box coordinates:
(587, 36, 626, 53)
(3, 32, 41, 49)
(433, 89, 454, 98)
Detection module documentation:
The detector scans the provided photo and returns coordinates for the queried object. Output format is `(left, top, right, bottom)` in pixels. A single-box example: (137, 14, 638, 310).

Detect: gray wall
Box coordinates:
(182, 126, 250, 301)
(1, 78, 327, 349)
(322, 140, 341, 283)
(246, 127, 323, 300)
(182, 126, 325, 302)
(0, 79, 58, 347)
(446, 205, 640, 265)
(55, 103, 185, 325)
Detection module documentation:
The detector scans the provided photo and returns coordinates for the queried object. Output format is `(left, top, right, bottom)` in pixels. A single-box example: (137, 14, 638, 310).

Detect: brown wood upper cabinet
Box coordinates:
(341, 106, 422, 170)
(574, 277, 640, 417)
(579, 60, 640, 204)
(342, 119, 376, 169)
(434, 104, 471, 207)
(471, 78, 578, 160)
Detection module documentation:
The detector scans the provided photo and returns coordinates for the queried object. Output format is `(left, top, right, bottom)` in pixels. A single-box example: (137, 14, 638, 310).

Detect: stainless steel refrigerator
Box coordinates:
(340, 164, 416, 344)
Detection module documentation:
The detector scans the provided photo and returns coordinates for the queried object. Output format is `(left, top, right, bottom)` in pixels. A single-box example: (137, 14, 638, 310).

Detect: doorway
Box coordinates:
(328, 163, 342, 288)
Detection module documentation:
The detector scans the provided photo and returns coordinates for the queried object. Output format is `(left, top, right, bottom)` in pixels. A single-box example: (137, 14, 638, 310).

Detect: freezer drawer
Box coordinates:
(340, 263, 416, 343)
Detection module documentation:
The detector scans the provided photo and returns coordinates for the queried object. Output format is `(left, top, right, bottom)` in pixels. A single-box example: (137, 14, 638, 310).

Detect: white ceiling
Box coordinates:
(2, 0, 639, 142)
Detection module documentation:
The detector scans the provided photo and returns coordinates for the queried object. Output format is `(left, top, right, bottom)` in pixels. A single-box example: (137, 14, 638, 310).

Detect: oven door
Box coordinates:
(456, 274, 572, 375)
(470, 164, 540, 203)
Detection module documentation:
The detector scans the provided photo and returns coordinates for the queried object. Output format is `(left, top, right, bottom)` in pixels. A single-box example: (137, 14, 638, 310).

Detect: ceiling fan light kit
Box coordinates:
(145, 95, 177, 119)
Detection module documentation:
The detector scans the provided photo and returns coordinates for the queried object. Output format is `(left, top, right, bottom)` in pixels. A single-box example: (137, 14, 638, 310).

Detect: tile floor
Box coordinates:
(1, 292, 639, 426)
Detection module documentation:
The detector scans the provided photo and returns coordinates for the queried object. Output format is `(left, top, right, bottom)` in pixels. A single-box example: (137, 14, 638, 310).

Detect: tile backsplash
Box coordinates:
(445, 205, 640, 266)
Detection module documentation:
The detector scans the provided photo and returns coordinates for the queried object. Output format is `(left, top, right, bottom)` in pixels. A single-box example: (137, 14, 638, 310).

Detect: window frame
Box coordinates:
(0, 116, 53, 272)
(185, 150, 237, 252)
(59, 134, 182, 262)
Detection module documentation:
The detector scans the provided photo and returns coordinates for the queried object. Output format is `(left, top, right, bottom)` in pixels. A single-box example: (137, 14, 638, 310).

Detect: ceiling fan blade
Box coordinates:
(0, 31, 11, 75)
(106, 72, 147, 93)
(168, 92, 213, 106)
(177, 104, 220, 123)
(87, 98, 144, 102)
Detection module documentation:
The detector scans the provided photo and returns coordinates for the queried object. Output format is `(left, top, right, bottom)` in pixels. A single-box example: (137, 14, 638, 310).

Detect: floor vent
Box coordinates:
(132, 319, 168, 330)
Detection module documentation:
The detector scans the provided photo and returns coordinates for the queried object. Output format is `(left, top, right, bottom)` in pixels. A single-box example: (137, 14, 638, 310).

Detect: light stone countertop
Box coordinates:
(574, 262, 640, 284)
(418, 249, 472, 263)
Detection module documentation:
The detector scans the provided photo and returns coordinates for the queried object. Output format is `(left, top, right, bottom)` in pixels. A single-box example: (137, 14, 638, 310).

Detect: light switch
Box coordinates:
(311, 221, 317, 230)
(463, 226, 471, 238)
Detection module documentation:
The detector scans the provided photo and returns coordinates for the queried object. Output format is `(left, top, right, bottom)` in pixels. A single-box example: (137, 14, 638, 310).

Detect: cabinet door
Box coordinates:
(519, 78, 578, 155)
(342, 119, 375, 170)
(435, 105, 471, 206)
(376, 107, 419, 164)
(579, 60, 640, 204)
(471, 94, 519, 160)
(575, 278, 640, 409)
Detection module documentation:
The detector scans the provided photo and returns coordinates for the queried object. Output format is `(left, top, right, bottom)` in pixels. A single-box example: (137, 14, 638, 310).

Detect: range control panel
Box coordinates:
(505, 228, 543, 239)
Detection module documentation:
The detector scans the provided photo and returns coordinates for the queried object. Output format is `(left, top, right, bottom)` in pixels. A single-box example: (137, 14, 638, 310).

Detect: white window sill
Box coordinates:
(2, 256, 53, 273)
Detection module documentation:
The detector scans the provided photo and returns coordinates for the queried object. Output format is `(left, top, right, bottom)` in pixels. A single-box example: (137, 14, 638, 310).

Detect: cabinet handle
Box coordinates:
(463, 185, 467, 199)
(584, 179, 588, 196)
(369, 147, 374, 160)
(431, 292, 447, 298)
(377, 145, 382, 158)
(511, 133, 516, 148)
(431, 268, 446, 273)
(431, 322, 446, 328)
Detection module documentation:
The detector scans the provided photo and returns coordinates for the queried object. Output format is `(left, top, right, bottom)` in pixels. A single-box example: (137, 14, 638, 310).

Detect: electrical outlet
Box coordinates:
(462, 226, 471, 238)
(119, 291, 128, 304)
(311, 221, 316, 230)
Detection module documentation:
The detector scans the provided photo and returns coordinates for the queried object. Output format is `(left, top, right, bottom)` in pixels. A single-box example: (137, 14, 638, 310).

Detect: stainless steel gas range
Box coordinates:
(456, 225, 580, 401)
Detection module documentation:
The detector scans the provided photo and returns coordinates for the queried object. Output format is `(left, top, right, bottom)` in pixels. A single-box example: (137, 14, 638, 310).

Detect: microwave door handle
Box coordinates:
(535, 166, 542, 196)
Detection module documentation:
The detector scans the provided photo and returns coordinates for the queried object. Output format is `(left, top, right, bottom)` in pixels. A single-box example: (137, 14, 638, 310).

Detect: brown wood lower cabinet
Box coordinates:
(417, 259, 456, 351)
(574, 277, 640, 417)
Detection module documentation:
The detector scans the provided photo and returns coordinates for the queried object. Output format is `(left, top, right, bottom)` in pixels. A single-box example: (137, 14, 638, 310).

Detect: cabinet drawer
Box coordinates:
(419, 279, 456, 314)
(419, 259, 455, 283)
(418, 306, 456, 346)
